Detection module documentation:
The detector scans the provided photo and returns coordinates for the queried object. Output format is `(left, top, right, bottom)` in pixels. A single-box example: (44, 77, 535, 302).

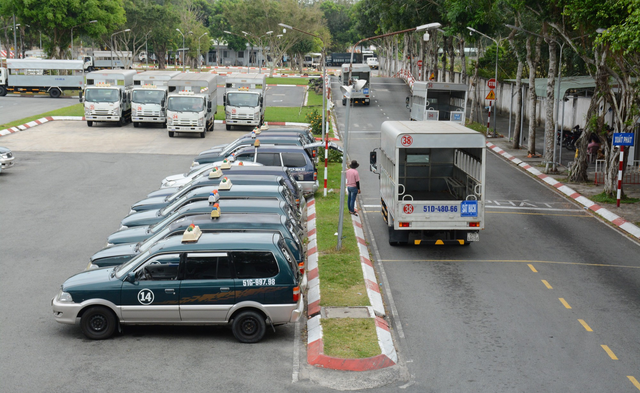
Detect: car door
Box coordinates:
(232, 251, 280, 304)
(120, 253, 181, 322)
(179, 252, 235, 322)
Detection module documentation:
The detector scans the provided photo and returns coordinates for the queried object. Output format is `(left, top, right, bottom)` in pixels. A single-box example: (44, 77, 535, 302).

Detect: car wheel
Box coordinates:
(0, 86, 7, 96)
(81, 306, 117, 340)
(49, 88, 61, 98)
(200, 131, 206, 138)
(168, 131, 174, 137)
(232, 310, 266, 343)
(87, 121, 93, 127)
(226, 124, 231, 131)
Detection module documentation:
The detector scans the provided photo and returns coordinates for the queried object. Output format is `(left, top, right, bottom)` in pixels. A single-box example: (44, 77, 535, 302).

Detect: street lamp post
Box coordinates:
(1, 24, 19, 58)
(278, 22, 330, 198)
(467, 26, 501, 137)
(71, 20, 97, 60)
(176, 28, 191, 72)
(337, 22, 441, 250)
(197, 32, 208, 70)
(111, 28, 130, 69)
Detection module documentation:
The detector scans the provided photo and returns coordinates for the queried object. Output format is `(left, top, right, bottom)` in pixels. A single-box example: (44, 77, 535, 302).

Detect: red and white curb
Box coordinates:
(487, 142, 640, 240)
(305, 197, 398, 371)
(0, 116, 84, 137)
(1, 117, 309, 137)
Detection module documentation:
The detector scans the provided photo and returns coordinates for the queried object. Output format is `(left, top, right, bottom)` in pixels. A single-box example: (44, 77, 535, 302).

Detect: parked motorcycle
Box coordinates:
(557, 126, 583, 151)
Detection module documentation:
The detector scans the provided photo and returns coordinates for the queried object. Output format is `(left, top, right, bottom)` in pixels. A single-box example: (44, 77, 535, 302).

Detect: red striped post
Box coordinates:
(617, 146, 624, 207)
(487, 101, 492, 137)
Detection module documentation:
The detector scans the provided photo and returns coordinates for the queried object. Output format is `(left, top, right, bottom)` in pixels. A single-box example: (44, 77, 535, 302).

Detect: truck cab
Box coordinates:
(409, 81, 468, 123)
(166, 73, 218, 138)
(82, 69, 137, 127)
(223, 73, 267, 130)
(341, 63, 371, 106)
(131, 71, 181, 127)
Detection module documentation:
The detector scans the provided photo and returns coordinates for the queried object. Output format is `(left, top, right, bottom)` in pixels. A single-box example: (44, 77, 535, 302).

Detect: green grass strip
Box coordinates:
(0, 103, 84, 130)
(322, 318, 381, 358)
(266, 77, 310, 85)
(313, 162, 369, 307)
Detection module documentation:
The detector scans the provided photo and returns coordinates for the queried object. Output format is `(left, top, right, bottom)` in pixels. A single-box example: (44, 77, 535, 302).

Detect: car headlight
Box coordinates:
(191, 161, 200, 168)
(164, 180, 175, 187)
(198, 116, 204, 126)
(0, 153, 8, 159)
(58, 290, 74, 303)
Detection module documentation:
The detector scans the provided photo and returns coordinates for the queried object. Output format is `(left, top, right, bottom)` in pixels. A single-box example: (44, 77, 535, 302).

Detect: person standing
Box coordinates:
(346, 160, 361, 216)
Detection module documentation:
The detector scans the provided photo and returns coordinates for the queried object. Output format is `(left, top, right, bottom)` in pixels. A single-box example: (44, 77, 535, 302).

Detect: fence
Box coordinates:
(594, 160, 640, 185)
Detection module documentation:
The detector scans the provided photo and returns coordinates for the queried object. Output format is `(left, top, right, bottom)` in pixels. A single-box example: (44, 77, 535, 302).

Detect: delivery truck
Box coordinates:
(341, 63, 371, 106)
(408, 81, 467, 123)
(223, 73, 266, 130)
(131, 70, 181, 127)
(369, 121, 486, 245)
(0, 59, 85, 97)
(81, 69, 137, 127)
(166, 73, 218, 138)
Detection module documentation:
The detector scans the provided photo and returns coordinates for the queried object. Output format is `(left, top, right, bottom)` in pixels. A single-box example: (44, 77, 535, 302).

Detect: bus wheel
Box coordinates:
(0, 86, 7, 96)
(49, 88, 61, 98)
(87, 121, 93, 127)
(168, 131, 174, 137)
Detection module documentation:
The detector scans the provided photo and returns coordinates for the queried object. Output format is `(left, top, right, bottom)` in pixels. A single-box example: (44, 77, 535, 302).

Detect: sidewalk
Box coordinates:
(484, 109, 640, 239)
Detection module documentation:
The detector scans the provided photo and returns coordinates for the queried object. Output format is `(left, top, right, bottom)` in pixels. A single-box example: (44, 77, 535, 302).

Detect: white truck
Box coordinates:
(0, 59, 85, 98)
(166, 73, 218, 138)
(341, 63, 371, 106)
(131, 70, 181, 127)
(83, 51, 132, 71)
(408, 81, 468, 123)
(81, 69, 137, 127)
(369, 121, 486, 246)
(223, 73, 266, 130)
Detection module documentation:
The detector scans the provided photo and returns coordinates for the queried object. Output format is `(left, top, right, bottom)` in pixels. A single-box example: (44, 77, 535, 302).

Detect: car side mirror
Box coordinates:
(223, 95, 226, 106)
(79, 91, 83, 103)
(370, 150, 379, 174)
(161, 98, 165, 107)
(126, 271, 137, 283)
(405, 96, 410, 108)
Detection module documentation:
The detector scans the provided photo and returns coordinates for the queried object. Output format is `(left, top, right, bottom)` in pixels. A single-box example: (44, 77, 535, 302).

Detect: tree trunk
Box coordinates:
(543, 37, 557, 172)
(459, 37, 467, 84)
(512, 61, 524, 149)
(432, 30, 439, 81)
(441, 36, 448, 82)
(525, 36, 542, 156)
(449, 37, 455, 83)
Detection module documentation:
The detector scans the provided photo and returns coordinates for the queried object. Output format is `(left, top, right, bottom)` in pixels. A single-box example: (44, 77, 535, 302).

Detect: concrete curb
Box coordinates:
(305, 197, 398, 371)
(487, 142, 640, 240)
(1, 117, 310, 137)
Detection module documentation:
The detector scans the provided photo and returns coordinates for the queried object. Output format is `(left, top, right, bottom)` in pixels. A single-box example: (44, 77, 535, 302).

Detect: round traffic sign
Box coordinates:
(417, 60, 423, 67)
(487, 78, 497, 89)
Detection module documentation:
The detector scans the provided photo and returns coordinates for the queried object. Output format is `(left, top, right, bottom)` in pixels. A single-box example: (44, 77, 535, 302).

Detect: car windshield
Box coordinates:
(137, 226, 172, 253)
(85, 88, 119, 103)
(186, 163, 214, 178)
(115, 250, 152, 278)
(160, 193, 189, 215)
(132, 89, 164, 104)
(168, 96, 204, 112)
(227, 92, 259, 107)
(149, 209, 183, 232)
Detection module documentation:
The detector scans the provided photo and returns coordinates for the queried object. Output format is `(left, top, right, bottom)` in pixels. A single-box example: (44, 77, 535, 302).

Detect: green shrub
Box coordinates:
(317, 146, 343, 163)
(306, 108, 322, 135)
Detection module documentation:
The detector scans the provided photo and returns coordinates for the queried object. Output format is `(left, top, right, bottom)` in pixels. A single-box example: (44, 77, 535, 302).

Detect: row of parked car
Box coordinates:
(51, 126, 338, 343)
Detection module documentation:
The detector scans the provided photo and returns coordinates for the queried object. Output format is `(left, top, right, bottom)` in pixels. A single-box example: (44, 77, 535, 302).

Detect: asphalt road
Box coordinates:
(0, 96, 79, 125)
(331, 75, 640, 392)
(0, 123, 325, 392)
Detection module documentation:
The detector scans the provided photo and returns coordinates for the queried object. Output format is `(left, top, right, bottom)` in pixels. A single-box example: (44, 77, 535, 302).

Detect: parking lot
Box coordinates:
(0, 121, 322, 392)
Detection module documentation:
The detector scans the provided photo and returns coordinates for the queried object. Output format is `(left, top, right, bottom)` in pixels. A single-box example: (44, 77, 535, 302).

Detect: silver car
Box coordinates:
(0, 146, 15, 170)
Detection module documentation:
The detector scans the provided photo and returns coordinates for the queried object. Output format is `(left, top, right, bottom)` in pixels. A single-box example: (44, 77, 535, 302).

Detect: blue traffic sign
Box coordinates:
(461, 200, 478, 217)
(613, 133, 635, 146)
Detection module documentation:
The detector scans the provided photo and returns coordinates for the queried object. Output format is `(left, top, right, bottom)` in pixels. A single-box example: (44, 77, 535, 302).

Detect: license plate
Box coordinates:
(422, 204, 459, 214)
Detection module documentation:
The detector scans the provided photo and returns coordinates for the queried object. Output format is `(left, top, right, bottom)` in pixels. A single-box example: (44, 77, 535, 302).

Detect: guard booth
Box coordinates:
(409, 81, 468, 124)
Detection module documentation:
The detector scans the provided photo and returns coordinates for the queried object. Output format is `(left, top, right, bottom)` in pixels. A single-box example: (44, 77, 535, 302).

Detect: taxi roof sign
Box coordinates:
(219, 177, 233, 190)
(253, 139, 261, 147)
(208, 189, 220, 204)
(260, 122, 269, 130)
(182, 224, 202, 243)
(208, 166, 222, 179)
(210, 203, 221, 218)
(220, 159, 232, 169)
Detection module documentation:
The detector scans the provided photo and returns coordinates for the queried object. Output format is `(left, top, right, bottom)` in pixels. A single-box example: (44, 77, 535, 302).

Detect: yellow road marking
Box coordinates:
(601, 345, 618, 360)
(578, 319, 593, 332)
(541, 280, 552, 289)
(559, 298, 572, 309)
(378, 259, 640, 270)
(528, 264, 538, 272)
(628, 376, 640, 390)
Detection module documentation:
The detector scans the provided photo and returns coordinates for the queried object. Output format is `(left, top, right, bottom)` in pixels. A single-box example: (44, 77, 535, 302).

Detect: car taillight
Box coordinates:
(298, 262, 305, 275)
(399, 222, 410, 227)
(313, 172, 317, 181)
(293, 286, 300, 302)
(312, 149, 317, 158)
(469, 222, 480, 227)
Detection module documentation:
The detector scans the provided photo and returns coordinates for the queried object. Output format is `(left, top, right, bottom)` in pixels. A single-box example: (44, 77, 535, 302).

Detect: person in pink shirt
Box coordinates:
(346, 160, 361, 216)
